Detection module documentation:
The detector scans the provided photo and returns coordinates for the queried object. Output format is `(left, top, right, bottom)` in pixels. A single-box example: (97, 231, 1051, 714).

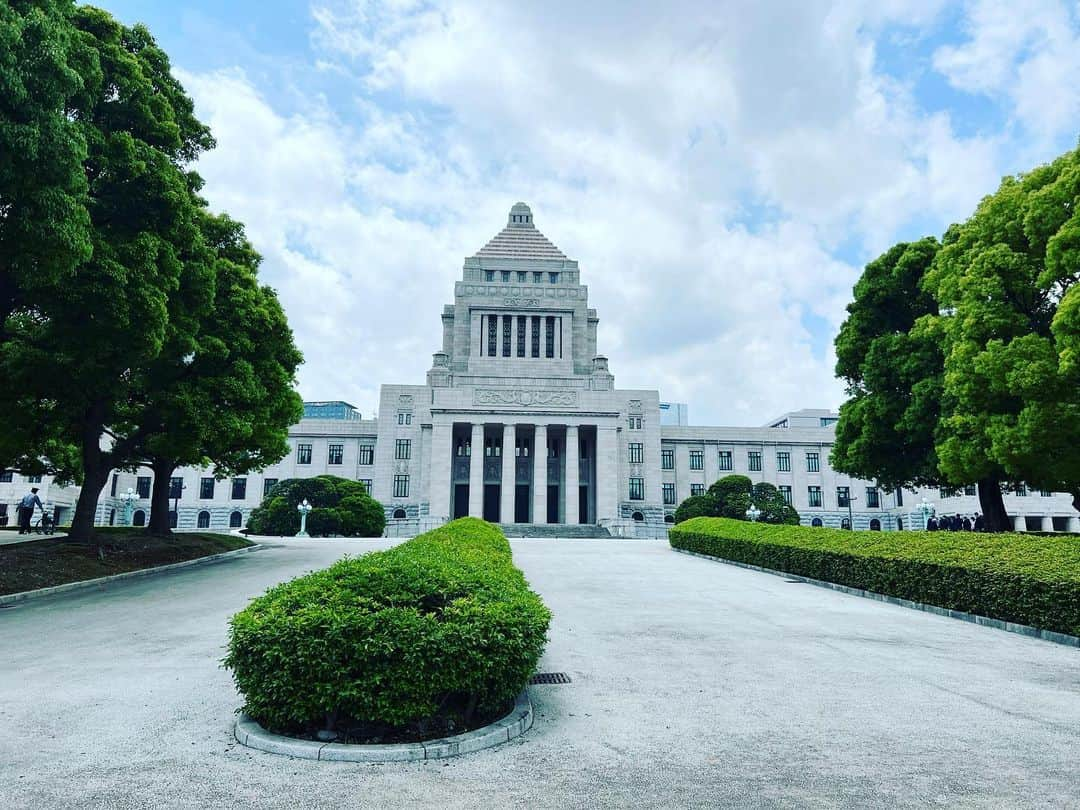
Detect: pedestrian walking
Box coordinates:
(17, 487, 44, 535)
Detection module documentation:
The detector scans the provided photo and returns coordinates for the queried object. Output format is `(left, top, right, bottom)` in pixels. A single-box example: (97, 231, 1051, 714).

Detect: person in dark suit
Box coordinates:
(17, 487, 44, 534)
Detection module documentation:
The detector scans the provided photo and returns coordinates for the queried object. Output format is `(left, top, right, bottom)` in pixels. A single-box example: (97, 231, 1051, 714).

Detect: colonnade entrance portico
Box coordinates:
(438, 421, 605, 525)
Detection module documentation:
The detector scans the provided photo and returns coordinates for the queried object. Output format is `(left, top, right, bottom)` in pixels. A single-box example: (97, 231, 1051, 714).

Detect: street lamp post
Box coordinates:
(745, 503, 761, 522)
(918, 497, 935, 530)
(118, 487, 139, 526)
(296, 499, 312, 537)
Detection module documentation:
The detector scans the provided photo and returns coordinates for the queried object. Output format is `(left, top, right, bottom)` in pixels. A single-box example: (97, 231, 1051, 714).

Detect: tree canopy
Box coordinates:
(674, 475, 799, 525)
(247, 476, 385, 538)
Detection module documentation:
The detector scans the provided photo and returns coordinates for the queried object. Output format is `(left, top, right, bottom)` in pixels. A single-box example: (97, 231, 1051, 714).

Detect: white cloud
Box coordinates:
(174, 0, 1080, 426)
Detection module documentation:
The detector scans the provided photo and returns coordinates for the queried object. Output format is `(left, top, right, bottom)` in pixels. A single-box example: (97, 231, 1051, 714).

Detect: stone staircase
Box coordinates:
(498, 523, 612, 539)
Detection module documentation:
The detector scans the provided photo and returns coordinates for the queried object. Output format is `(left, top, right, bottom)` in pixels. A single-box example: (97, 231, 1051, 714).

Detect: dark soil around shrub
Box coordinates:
(0, 530, 252, 596)
(265, 695, 515, 745)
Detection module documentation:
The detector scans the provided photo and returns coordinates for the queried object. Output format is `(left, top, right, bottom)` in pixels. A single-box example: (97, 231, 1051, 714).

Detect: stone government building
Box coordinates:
(6, 204, 1079, 535)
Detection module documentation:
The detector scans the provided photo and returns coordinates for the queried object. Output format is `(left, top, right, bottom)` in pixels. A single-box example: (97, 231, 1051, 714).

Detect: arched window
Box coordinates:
(169, 510, 177, 529)
(631, 511, 644, 522)
(869, 519, 881, 531)
(197, 511, 210, 529)
(393, 508, 407, 520)
(897, 517, 904, 531)
(108, 509, 116, 526)
(229, 511, 243, 528)
(664, 513, 675, 524)
(133, 510, 146, 527)
(811, 517, 823, 527)
(841, 518, 851, 530)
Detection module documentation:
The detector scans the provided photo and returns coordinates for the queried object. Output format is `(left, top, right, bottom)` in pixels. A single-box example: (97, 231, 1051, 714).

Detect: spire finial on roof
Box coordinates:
(508, 202, 533, 227)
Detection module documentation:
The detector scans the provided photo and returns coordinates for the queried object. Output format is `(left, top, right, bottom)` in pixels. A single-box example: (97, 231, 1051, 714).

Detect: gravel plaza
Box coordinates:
(2, 536, 1079, 810)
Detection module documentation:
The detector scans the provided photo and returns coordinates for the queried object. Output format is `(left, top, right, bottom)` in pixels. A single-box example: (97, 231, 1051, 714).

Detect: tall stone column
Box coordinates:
(468, 422, 485, 518)
(595, 424, 618, 525)
(500, 423, 516, 523)
(429, 421, 452, 521)
(532, 425, 548, 524)
(565, 425, 579, 525)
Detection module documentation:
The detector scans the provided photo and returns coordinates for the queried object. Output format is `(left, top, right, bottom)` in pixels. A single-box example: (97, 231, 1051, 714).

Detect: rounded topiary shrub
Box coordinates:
(246, 475, 385, 537)
(225, 518, 551, 739)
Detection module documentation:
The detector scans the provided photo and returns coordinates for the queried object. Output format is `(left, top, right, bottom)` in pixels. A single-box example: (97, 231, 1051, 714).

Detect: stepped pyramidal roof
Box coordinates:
(472, 202, 567, 260)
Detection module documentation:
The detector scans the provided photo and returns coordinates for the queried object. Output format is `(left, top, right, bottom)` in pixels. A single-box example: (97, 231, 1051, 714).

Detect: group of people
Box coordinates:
(926, 513, 984, 532)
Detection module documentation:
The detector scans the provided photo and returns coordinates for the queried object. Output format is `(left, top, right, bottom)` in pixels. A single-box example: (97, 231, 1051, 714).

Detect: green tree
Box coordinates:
(138, 212, 303, 535)
(707, 474, 754, 518)
(247, 476, 384, 537)
(3, 7, 214, 540)
(750, 482, 800, 525)
(673, 494, 714, 524)
(0, 0, 91, 337)
(925, 145, 1080, 522)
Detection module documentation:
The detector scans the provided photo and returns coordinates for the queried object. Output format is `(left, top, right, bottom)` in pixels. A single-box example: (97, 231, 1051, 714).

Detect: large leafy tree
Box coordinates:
(137, 213, 303, 535)
(925, 146, 1080, 515)
(4, 7, 214, 540)
(674, 475, 798, 525)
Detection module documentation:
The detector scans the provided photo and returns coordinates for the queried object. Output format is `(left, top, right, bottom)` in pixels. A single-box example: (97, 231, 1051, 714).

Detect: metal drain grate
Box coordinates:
(529, 672, 572, 685)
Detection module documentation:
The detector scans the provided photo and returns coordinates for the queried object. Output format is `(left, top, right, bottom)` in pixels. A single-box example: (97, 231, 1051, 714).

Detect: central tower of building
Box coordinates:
(374, 203, 662, 530)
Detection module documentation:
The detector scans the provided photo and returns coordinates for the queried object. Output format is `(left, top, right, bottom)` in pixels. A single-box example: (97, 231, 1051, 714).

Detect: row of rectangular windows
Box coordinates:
(660, 484, 899, 509)
(657, 448, 818, 472)
(294, 443, 384, 465)
(481, 314, 560, 359)
(484, 270, 560, 284)
(110, 474, 271, 501)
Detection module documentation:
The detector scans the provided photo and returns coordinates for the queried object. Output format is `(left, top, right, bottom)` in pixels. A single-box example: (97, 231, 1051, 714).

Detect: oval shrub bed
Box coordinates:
(670, 517, 1080, 637)
(225, 518, 551, 743)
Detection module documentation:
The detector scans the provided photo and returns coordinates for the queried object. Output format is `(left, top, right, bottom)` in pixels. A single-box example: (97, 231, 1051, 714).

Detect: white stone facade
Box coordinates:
(9, 204, 1079, 535)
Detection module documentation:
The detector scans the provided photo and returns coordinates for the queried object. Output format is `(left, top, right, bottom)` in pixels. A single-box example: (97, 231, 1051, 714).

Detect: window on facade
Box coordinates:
(1040, 489, 1052, 497)
(545, 316, 555, 358)
(1016, 483, 1027, 496)
(516, 315, 526, 357)
(628, 416, 642, 430)
(533, 271, 542, 283)
(487, 314, 497, 356)
(940, 486, 959, 498)
(106, 508, 114, 525)
(393, 475, 410, 498)
(515, 438, 530, 457)
(549, 272, 558, 284)
(517, 271, 526, 282)
(531, 315, 541, 357)
(110, 473, 118, 496)
(690, 483, 705, 497)
(866, 487, 880, 508)
(297, 443, 312, 464)
(776, 452, 791, 472)
(229, 511, 243, 528)
(747, 451, 762, 472)
(689, 450, 704, 471)
(836, 486, 850, 507)
(779, 485, 792, 505)
(359, 479, 373, 493)
(263, 478, 278, 497)
(197, 511, 210, 528)
(484, 438, 502, 457)
(961, 484, 975, 496)
(628, 478, 644, 500)
(0, 470, 12, 483)
(663, 483, 676, 505)
(359, 445, 374, 465)
(397, 412, 412, 425)
(232, 478, 247, 500)
(169, 477, 184, 500)
(328, 444, 344, 465)
(627, 443, 644, 464)
(501, 271, 510, 283)
(811, 517, 823, 527)
(396, 439, 411, 460)
(133, 510, 146, 527)
(808, 486, 823, 507)
(484, 270, 494, 282)
(136, 476, 151, 499)
(200, 477, 214, 499)
(718, 450, 732, 471)
(27, 474, 42, 483)
(661, 449, 674, 470)
(869, 519, 881, 531)
(895, 489, 903, 507)
(820, 417, 838, 427)
(806, 452, 820, 473)
(501, 314, 511, 356)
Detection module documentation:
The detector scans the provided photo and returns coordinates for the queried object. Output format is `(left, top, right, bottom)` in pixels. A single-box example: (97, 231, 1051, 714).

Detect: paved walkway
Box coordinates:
(2, 537, 1078, 809)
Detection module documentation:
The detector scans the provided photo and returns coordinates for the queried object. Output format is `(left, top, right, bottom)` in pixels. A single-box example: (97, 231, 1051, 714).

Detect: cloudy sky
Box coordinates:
(99, 0, 1080, 425)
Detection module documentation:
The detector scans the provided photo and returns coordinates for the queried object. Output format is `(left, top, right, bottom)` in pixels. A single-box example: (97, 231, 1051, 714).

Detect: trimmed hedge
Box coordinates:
(225, 518, 551, 734)
(670, 517, 1080, 637)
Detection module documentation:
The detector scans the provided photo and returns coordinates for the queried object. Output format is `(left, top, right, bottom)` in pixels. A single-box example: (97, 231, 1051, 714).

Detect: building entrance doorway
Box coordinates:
(515, 485, 529, 523)
(578, 486, 589, 524)
(453, 484, 469, 519)
(483, 485, 500, 522)
(547, 485, 560, 524)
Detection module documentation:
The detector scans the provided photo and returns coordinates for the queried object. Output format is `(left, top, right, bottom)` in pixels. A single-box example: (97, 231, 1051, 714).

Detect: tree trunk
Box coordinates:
(146, 458, 176, 536)
(977, 476, 1010, 533)
(69, 418, 110, 543)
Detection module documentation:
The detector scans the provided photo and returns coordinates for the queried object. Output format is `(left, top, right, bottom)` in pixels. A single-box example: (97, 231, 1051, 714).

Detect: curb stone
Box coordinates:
(0, 543, 263, 606)
(234, 689, 533, 762)
(672, 547, 1080, 649)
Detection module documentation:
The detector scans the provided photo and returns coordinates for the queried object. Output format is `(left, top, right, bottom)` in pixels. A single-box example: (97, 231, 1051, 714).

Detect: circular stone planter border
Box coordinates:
(233, 690, 533, 762)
